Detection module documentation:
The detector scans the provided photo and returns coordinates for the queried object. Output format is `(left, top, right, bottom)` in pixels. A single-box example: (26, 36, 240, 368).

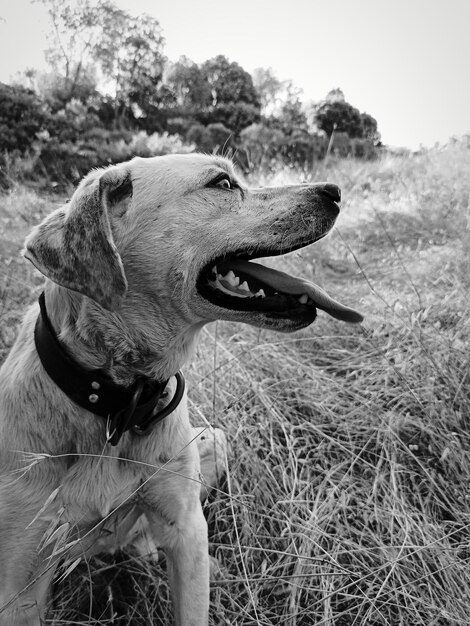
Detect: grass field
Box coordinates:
(1, 143, 470, 625)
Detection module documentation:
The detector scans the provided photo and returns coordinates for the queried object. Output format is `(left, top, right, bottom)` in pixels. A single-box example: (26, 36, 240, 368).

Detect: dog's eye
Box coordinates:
(217, 178, 232, 189)
(208, 174, 233, 190)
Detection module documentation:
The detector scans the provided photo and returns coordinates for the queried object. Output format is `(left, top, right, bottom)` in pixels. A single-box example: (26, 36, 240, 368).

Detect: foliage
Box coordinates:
(314, 99, 364, 137)
(96, 11, 166, 116)
(39, 0, 109, 104)
(0, 83, 50, 153)
(313, 88, 380, 143)
(0, 3, 382, 188)
(270, 97, 309, 135)
(239, 122, 286, 169)
(125, 130, 194, 157)
(360, 111, 381, 143)
(0, 126, 194, 189)
(201, 55, 259, 108)
(38, 0, 166, 122)
(197, 55, 261, 133)
(186, 122, 233, 154)
(197, 101, 258, 136)
(252, 66, 284, 113)
(14, 67, 99, 112)
(166, 56, 212, 111)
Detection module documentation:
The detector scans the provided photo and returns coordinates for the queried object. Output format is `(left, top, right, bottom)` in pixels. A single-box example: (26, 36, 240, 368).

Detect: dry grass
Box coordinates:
(1, 144, 470, 625)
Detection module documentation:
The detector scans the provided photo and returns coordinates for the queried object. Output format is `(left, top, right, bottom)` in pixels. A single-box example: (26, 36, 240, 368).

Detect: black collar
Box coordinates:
(34, 292, 185, 446)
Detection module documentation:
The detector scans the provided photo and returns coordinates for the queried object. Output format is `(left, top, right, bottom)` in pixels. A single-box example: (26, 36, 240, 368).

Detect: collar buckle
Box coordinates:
(107, 379, 145, 445)
(131, 371, 186, 438)
(107, 371, 186, 445)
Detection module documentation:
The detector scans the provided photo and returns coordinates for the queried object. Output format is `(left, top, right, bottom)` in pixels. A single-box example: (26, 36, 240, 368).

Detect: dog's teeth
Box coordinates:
(256, 289, 266, 298)
(299, 294, 308, 304)
(239, 281, 250, 292)
(224, 270, 239, 286)
(210, 278, 251, 298)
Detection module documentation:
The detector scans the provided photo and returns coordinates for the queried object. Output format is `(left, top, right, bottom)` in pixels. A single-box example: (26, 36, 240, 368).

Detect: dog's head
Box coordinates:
(24, 154, 362, 335)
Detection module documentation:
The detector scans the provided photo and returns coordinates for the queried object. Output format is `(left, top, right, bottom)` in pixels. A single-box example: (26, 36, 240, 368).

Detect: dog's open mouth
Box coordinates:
(197, 247, 363, 324)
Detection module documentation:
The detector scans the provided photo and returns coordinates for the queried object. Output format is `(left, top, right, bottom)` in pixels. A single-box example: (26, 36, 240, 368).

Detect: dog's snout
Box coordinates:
(318, 184, 341, 204)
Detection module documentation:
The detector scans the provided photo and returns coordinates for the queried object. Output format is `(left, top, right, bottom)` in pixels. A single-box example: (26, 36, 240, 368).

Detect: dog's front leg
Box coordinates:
(0, 532, 57, 626)
(147, 500, 209, 626)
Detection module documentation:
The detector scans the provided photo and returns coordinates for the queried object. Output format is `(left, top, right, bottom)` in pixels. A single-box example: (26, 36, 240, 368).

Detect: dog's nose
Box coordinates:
(317, 184, 341, 203)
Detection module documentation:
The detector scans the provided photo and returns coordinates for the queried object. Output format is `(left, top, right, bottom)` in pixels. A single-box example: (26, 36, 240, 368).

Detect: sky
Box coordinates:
(1, 0, 469, 149)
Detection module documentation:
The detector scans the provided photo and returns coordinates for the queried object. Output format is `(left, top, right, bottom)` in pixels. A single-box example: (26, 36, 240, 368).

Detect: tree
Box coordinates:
(314, 100, 362, 138)
(325, 88, 346, 103)
(360, 112, 381, 143)
(166, 56, 212, 110)
(202, 55, 260, 107)
(198, 55, 261, 133)
(14, 68, 99, 111)
(96, 11, 166, 116)
(39, 0, 109, 104)
(252, 67, 283, 114)
(38, 0, 166, 124)
(313, 90, 380, 142)
(202, 102, 259, 135)
(273, 97, 308, 135)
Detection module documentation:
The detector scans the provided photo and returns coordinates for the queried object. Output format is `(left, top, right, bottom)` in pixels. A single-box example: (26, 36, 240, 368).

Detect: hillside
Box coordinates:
(1, 144, 469, 625)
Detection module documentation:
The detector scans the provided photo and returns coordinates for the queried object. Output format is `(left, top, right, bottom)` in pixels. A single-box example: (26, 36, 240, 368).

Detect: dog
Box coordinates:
(0, 154, 362, 626)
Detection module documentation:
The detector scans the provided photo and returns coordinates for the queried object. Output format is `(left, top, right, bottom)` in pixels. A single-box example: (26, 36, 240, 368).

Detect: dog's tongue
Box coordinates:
(224, 259, 363, 323)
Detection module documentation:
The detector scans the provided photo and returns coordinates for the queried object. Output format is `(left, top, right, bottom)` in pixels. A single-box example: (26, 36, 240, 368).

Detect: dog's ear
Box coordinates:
(24, 166, 132, 310)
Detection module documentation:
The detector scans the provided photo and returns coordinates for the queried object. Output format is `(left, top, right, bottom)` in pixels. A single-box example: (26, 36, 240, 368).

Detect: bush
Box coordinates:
(186, 123, 233, 154)
(239, 123, 285, 169)
(0, 83, 50, 153)
(240, 123, 329, 171)
(330, 132, 378, 159)
(0, 76, 381, 190)
(8, 130, 196, 188)
(197, 102, 260, 135)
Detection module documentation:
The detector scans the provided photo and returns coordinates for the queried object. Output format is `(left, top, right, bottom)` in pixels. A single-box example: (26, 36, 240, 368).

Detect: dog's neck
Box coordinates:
(44, 284, 203, 385)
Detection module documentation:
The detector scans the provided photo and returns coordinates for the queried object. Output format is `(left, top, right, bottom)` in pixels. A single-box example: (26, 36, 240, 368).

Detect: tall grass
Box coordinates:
(1, 144, 469, 624)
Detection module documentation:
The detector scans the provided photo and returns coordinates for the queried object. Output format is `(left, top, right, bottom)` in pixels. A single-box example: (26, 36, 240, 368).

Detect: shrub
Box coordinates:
(240, 123, 329, 171)
(136, 131, 195, 156)
(0, 83, 50, 153)
(330, 132, 378, 159)
(30, 131, 194, 186)
(186, 123, 212, 152)
(186, 123, 233, 154)
(239, 122, 285, 169)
